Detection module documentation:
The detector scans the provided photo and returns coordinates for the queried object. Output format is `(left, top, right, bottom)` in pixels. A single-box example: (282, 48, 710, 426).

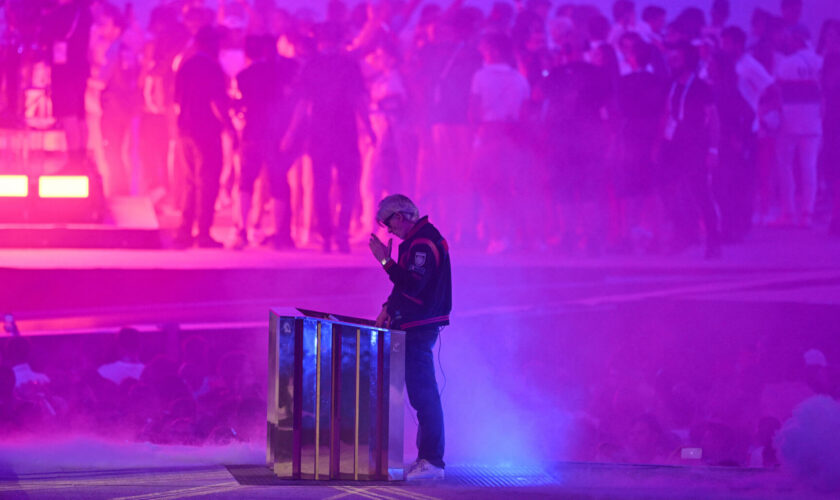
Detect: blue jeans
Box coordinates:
(405, 325, 445, 468)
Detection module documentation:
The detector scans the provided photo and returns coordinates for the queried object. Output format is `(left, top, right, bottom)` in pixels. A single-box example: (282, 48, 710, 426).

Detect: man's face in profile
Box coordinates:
(382, 212, 411, 239)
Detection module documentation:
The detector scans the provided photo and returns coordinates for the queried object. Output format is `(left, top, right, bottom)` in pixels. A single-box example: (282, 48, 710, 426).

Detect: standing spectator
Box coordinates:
(638, 6, 669, 77)
(44, 0, 93, 172)
(513, 2, 551, 87)
(615, 32, 668, 252)
(367, 42, 409, 209)
(774, 26, 822, 227)
(749, 10, 783, 75)
(669, 8, 706, 44)
(486, 1, 515, 35)
(288, 22, 374, 254)
(233, 34, 298, 250)
(719, 26, 775, 239)
(543, 28, 612, 255)
(139, 4, 189, 208)
(818, 20, 840, 236)
(98, 4, 140, 197)
(174, 25, 237, 248)
(640, 5, 667, 46)
(661, 41, 721, 258)
(721, 27, 775, 134)
(588, 14, 622, 80)
(750, 11, 786, 225)
(470, 32, 530, 253)
(411, 9, 482, 243)
(780, 0, 806, 34)
(608, 1, 637, 45)
(0, 0, 22, 126)
(705, 0, 730, 42)
(608, 1, 639, 76)
(708, 51, 756, 243)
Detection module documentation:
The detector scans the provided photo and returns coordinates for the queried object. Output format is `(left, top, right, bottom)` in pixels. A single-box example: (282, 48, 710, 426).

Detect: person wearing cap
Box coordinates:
(369, 194, 451, 480)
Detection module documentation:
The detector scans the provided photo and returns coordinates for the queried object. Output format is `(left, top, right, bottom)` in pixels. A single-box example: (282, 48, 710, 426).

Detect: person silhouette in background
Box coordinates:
(233, 34, 298, 250)
(44, 0, 93, 172)
(174, 25, 238, 248)
(661, 41, 722, 258)
(286, 22, 375, 254)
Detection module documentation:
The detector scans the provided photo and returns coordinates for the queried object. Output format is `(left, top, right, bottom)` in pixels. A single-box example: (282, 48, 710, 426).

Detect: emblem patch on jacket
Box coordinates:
(414, 252, 426, 267)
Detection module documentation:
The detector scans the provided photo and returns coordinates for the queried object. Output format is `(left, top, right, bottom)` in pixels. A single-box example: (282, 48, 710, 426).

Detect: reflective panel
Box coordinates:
(377, 330, 392, 478)
(387, 331, 406, 480)
(337, 326, 360, 479)
(267, 314, 278, 465)
(316, 321, 333, 479)
(266, 312, 404, 482)
(357, 327, 378, 479)
(268, 314, 297, 478)
(300, 318, 319, 479)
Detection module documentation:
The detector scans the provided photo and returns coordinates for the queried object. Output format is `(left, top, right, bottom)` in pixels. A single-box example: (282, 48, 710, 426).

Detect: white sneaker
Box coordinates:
(405, 459, 444, 481)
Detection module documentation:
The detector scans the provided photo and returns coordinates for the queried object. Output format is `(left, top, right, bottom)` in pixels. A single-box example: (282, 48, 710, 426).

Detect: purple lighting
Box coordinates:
(0, 0, 839, 497)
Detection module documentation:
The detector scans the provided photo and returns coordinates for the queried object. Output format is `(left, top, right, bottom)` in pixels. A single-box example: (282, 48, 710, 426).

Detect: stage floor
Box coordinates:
(1, 226, 839, 498)
(2, 225, 840, 337)
(0, 461, 833, 499)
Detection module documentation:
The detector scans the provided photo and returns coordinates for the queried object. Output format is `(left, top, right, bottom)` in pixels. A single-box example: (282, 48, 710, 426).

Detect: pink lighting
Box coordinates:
(38, 176, 90, 199)
(0, 175, 29, 197)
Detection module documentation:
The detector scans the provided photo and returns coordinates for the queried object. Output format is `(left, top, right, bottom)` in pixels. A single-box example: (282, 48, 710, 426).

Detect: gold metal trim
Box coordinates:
(354, 328, 361, 480)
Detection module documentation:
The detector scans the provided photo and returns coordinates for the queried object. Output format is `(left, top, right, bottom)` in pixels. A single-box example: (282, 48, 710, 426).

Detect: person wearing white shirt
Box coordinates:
(721, 27, 776, 128)
(469, 33, 529, 253)
(470, 62, 529, 123)
(774, 26, 823, 226)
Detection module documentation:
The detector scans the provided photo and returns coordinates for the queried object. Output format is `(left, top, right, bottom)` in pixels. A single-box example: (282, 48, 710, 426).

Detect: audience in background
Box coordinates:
(1, 0, 837, 256)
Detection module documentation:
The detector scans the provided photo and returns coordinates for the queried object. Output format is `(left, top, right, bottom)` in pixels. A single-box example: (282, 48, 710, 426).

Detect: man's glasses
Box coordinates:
(379, 212, 399, 228)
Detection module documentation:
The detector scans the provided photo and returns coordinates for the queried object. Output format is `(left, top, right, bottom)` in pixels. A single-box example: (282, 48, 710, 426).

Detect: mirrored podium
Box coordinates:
(267, 308, 405, 481)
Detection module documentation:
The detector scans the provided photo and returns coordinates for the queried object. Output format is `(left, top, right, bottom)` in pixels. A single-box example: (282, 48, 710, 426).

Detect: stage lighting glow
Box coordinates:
(0, 175, 28, 197)
(38, 176, 89, 198)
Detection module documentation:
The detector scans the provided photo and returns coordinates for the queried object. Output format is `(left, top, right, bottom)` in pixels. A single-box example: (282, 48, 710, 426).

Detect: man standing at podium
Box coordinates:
(369, 194, 451, 481)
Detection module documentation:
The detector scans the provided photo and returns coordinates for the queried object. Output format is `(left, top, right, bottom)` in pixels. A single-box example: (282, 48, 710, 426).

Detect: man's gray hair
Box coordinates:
(376, 194, 420, 223)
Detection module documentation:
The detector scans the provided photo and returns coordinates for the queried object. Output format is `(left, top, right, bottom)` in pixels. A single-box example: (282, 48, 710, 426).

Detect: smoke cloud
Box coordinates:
(0, 437, 262, 474)
(776, 395, 840, 492)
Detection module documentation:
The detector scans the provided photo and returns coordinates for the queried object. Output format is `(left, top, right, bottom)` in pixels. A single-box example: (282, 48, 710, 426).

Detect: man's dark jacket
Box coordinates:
(384, 217, 452, 330)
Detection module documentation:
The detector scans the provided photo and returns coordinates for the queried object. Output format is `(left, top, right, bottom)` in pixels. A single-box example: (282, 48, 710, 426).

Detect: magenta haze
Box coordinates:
(2, 0, 840, 492)
(129, 1, 830, 39)
(777, 396, 840, 491)
(2, 261, 838, 477)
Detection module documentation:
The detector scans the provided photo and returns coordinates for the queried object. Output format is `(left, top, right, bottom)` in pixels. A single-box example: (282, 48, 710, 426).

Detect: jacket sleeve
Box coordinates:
(384, 241, 438, 297)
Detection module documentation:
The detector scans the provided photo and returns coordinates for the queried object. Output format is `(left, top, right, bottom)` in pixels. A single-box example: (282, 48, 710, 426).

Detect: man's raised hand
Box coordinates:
(369, 234, 392, 263)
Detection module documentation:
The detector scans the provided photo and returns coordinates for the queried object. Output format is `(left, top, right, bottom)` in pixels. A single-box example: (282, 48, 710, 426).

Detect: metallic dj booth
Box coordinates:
(267, 308, 406, 481)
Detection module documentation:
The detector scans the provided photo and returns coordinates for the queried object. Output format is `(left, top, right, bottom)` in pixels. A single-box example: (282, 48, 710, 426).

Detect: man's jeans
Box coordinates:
(405, 325, 445, 468)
